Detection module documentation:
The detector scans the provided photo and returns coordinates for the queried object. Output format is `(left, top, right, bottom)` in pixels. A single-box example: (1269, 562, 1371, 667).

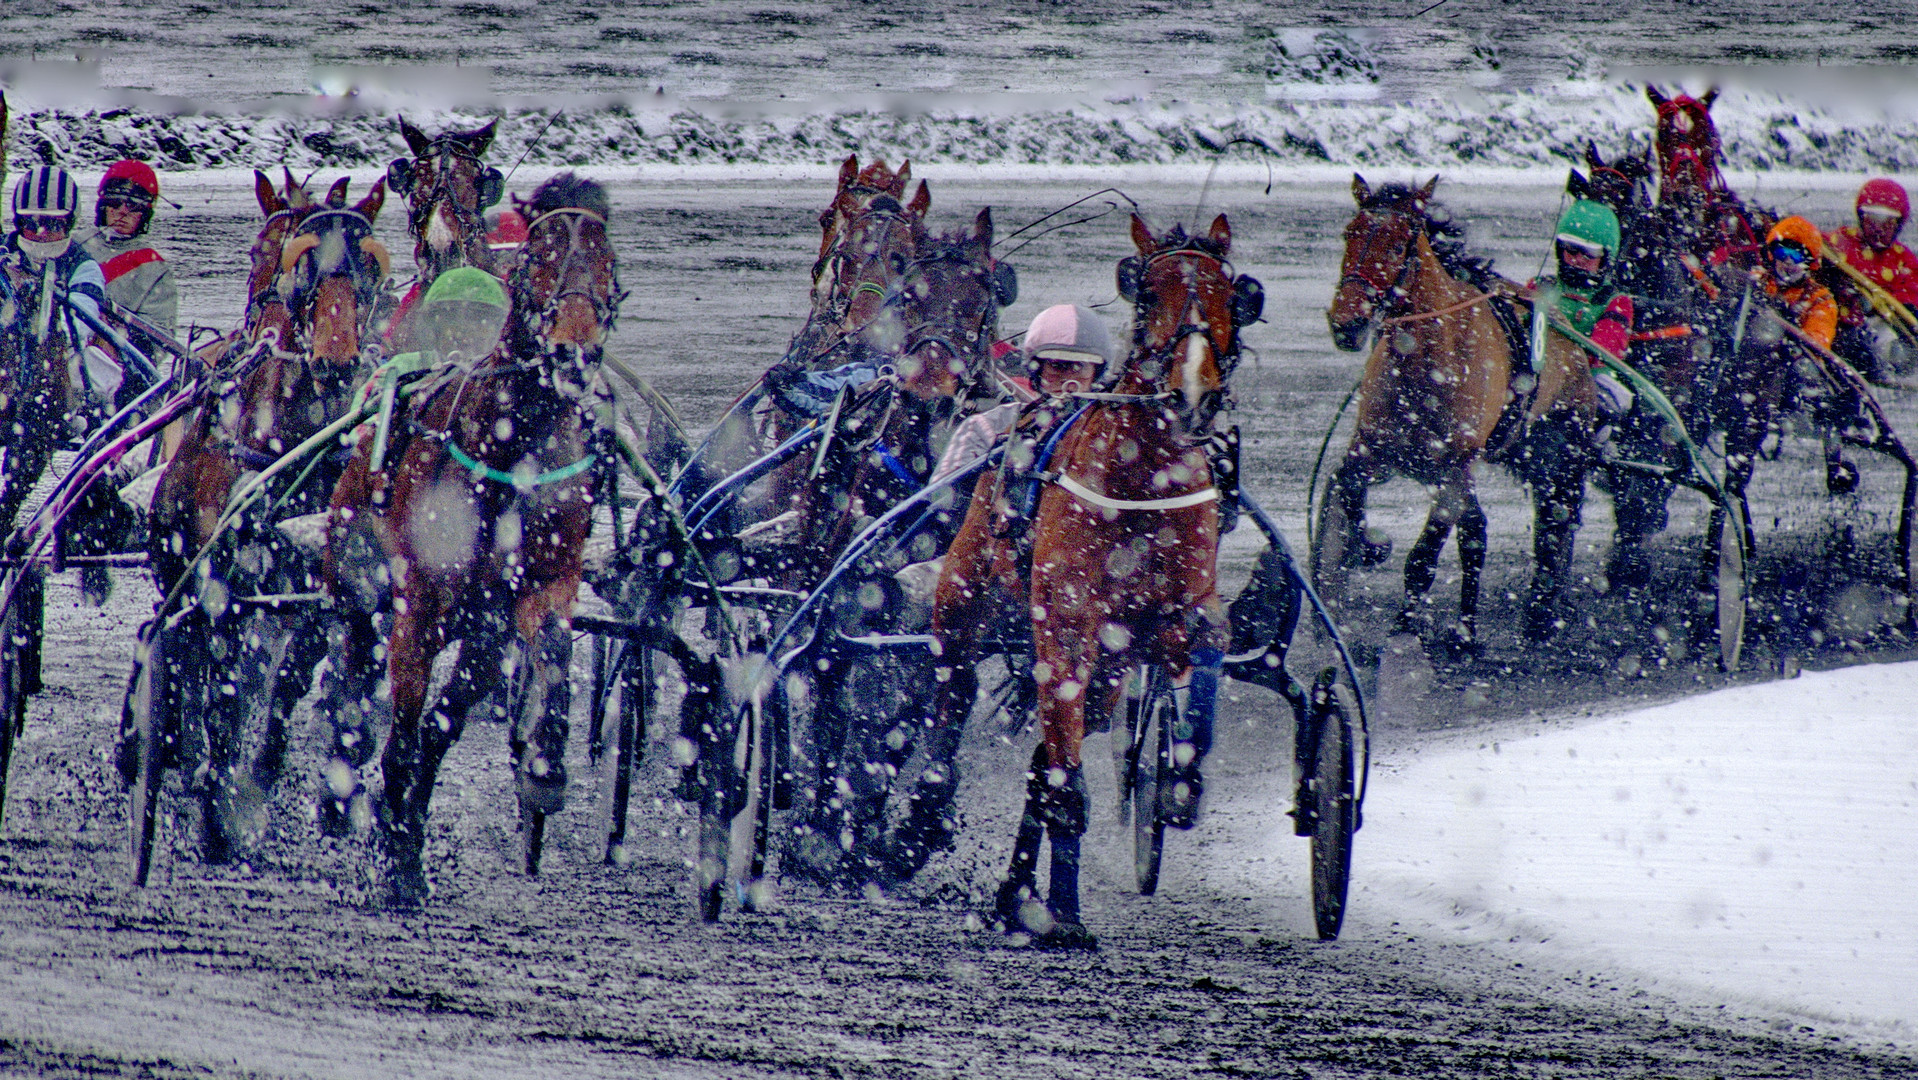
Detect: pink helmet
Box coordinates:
(1857, 178, 1910, 220)
(1022, 304, 1113, 368)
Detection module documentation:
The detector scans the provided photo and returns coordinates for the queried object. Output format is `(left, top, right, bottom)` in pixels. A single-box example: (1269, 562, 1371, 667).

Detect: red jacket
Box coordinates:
(1826, 226, 1918, 325)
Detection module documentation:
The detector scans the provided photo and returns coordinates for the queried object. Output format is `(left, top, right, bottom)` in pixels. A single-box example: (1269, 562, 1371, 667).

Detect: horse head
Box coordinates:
(811, 157, 929, 337)
(243, 169, 323, 350)
(1647, 85, 1725, 209)
(1327, 173, 1435, 351)
(279, 179, 390, 386)
(875, 205, 1012, 416)
(388, 116, 502, 281)
(503, 173, 621, 393)
(1120, 211, 1257, 435)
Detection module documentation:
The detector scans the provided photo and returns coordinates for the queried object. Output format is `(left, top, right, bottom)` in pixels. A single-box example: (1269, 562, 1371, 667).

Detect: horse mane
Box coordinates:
(526, 172, 610, 221)
(1147, 222, 1227, 260)
(1361, 182, 1499, 288)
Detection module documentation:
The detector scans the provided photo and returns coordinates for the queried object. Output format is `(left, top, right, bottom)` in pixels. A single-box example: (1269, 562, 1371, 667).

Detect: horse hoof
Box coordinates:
(1606, 547, 1652, 593)
(1030, 921, 1099, 952)
(1827, 459, 1860, 496)
(519, 755, 567, 815)
(1358, 529, 1393, 568)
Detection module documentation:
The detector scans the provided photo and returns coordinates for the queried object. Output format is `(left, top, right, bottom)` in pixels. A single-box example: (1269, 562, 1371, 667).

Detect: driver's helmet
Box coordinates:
(419, 267, 510, 360)
(96, 160, 161, 235)
(1022, 303, 1113, 371)
(1554, 200, 1622, 264)
(12, 165, 82, 231)
(1764, 215, 1823, 278)
(1856, 178, 1910, 224)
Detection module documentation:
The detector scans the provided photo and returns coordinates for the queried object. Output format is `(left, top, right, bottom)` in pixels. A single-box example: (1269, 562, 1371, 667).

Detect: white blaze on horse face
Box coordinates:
(1181, 331, 1209, 411)
(426, 202, 456, 253)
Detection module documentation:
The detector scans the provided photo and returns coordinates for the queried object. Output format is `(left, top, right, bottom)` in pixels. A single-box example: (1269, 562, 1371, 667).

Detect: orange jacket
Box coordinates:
(1763, 272, 1837, 350)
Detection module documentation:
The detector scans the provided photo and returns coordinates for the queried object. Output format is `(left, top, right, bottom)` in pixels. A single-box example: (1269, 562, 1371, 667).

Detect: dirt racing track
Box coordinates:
(3, 173, 1917, 1078)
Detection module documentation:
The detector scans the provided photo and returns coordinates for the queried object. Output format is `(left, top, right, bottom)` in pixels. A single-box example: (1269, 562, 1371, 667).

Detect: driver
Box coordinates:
(1534, 200, 1636, 428)
(1824, 178, 1918, 381)
(73, 159, 178, 380)
(352, 267, 510, 471)
(930, 303, 1112, 487)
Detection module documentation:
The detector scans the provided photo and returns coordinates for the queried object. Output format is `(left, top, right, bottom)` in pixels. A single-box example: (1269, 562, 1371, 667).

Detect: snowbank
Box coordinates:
(1358, 662, 1918, 1041)
(8, 82, 1918, 176)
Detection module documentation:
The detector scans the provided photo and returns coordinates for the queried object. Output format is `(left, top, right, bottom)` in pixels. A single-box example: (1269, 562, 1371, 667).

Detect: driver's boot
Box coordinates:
(1159, 648, 1221, 830)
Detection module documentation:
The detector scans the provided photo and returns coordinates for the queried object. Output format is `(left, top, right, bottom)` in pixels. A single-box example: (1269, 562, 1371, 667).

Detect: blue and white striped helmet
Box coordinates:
(12, 165, 82, 224)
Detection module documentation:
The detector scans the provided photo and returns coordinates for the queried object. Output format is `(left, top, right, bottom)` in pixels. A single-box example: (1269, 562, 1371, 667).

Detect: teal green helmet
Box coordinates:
(1555, 199, 1622, 256)
(423, 266, 508, 309)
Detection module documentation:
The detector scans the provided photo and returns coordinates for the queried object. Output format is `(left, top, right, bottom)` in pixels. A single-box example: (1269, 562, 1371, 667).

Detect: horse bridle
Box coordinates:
(1124, 244, 1258, 381)
(390, 138, 503, 240)
(244, 208, 303, 330)
(1336, 208, 1423, 326)
(888, 248, 1013, 386)
(814, 202, 918, 326)
(510, 206, 624, 341)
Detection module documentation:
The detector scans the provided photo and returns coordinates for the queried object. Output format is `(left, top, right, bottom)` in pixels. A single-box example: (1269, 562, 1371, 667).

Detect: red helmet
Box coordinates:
(96, 159, 159, 236)
(100, 159, 160, 200)
(1856, 178, 1910, 220)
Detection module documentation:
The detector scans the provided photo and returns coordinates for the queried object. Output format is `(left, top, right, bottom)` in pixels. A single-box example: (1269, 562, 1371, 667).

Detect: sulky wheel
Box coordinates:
(1306, 671, 1358, 941)
(0, 574, 27, 828)
(687, 654, 745, 923)
(1126, 666, 1171, 896)
(1707, 497, 1749, 673)
(125, 619, 178, 887)
(602, 642, 653, 866)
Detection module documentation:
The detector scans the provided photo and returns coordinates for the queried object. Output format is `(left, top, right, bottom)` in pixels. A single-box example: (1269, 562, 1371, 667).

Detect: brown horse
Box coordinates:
(322, 172, 619, 903)
(379, 117, 503, 356)
(903, 212, 1255, 946)
(140, 177, 390, 861)
(782, 155, 930, 372)
(1318, 175, 1597, 643)
(779, 206, 1009, 588)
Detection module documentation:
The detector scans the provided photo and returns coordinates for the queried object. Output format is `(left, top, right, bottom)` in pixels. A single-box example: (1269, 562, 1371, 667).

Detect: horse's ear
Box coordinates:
(283, 166, 312, 210)
(1569, 169, 1589, 199)
(255, 169, 284, 217)
(399, 114, 431, 158)
(1585, 140, 1604, 169)
(353, 177, 386, 224)
(1646, 84, 1668, 107)
(1207, 213, 1231, 255)
(325, 176, 351, 208)
(1351, 173, 1370, 205)
(907, 180, 931, 221)
(894, 159, 911, 196)
(971, 205, 994, 252)
(837, 153, 859, 193)
(1130, 211, 1156, 254)
(466, 117, 499, 156)
(1417, 175, 1439, 203)
(1700, 86, 1718, 110)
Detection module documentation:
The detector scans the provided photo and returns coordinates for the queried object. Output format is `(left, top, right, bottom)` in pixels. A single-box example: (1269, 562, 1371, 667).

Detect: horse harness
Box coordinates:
(387, 137, 504, 240)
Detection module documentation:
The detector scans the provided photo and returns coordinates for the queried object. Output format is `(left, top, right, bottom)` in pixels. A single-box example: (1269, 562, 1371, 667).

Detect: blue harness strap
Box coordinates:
(874, 442, 921, 487)
(1016, 401, 1091, 511)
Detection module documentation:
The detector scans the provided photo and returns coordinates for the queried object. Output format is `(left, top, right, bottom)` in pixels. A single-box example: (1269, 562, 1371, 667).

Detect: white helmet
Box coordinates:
(1022, 304, 1114, 369)
(12, 165, 81, 227)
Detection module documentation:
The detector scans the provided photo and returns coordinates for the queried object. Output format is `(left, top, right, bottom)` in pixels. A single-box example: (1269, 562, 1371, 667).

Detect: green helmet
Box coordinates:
(423, 266, 509, 309)
(1555, 199, 1622, 256)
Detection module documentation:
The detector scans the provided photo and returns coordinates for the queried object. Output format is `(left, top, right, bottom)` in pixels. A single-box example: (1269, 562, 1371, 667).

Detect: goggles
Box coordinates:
(1860, 205, 1904, 222)
(1769, 240, 1811, 265)
(1554, 234, 1608, 260)
(15, 213, 69, 236)
(99, 195, 151, 212)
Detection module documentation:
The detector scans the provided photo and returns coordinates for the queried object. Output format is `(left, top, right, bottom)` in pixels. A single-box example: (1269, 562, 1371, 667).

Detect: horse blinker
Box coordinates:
(1230, 274, 1264, 328)
(991, 261, 1018, 307)
(386, 158, 415, 196)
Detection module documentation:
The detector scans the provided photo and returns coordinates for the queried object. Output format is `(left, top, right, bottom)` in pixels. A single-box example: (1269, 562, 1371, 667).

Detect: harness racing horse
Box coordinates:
(322, 173, 619, 903)
(906, 213, 1257, 946)
(1318, 175, 1598, 643)
(382, 116, 504, 351)
(137, 178, 390, 863)
(765, 207, 1016, 879)
(790, 154, 932, 369)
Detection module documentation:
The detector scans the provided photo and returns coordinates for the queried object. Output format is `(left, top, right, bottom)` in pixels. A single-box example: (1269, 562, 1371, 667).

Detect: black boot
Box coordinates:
(878, 725, 963, 885)
(1160, 650, 1219, 830)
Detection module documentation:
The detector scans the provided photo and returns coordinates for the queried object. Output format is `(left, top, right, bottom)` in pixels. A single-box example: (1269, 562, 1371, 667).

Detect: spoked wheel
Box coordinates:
(1125, 666, 1171, 896)
(125, 619, 177, 887)
(1708, 497, 1749, 673)
(0, 574, 27, 827)
(603, 642, 652, 866)
(1308, 483, 1353, 609)
(1306, 673, 1358, 941)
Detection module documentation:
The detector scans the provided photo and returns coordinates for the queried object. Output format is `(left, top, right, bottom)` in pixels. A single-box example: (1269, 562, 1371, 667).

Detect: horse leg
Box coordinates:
(513, 594, 575, 818)
(202, 614, 277, 862)
(1526, 456, 1587, 642)
(1019, 604, 1096, 948)
(1456, 491, 1488, 647)
(252, 609, 332, 793)
(317, 610, 382, 837)
(1160, 610, 1225, 830)
(378, 607, 449, 906)
(1397, 468, 1469, 635)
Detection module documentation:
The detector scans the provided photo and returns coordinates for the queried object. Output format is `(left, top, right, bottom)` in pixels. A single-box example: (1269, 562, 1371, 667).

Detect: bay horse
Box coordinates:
(795, 154, 932, 367)
(322, 172, 619, 903)
(140, 176, 390, 861)
(1318, 175, 1598, 643)
(765, 207, 1016, 879)
(382, 116, 504, 351)
(904, 212, 1257, 947)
